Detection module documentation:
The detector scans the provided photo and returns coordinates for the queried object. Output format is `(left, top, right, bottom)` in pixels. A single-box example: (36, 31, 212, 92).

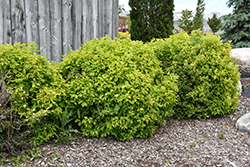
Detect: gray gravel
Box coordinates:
(2, 96, 250, 167)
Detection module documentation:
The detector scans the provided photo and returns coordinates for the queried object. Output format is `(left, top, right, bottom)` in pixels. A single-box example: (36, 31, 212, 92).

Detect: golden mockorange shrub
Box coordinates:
(58, 36, 178, 141)
(150, 30, 241, 119)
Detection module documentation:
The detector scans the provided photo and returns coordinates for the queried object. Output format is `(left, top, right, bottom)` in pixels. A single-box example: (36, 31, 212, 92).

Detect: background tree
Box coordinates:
(220, 0, 250, 48)
(178, 0, 205, 34)
(129, 0, 174, 43)
(177, 9, 194, 34)
(119, 5, 125, 15)
(193, 0, 205, 31)
(207, 13, 223, 34)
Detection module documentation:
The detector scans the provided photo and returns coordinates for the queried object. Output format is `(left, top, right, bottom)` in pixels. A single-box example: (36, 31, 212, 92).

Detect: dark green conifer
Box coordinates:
(207, 13, 223, 34)
(129, 0, 174, 43)
(220, 0, 250, 48)
(177, 9, 194, 34)
(193, 0, 205, 31)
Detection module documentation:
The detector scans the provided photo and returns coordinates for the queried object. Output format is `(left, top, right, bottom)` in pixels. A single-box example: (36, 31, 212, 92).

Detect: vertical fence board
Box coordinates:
(50, 0, 62, 63)
(88, 1, 93, 40)
(82, 0, 92, 43)
(25, 0, 39, 45)
(98, 0, 104, 38)
(2, 0, 12, 44)
(20, 0, 26, 43)
(62, 0, 73, 55)
(72, 0, 82, 50)
(113, 0, 118, 39)
(108, 1, 113, 38)
(10, 0, 16, 43)
(104, 0, 108, 36)
(82, 0, 87, 44)
(38, 0, 51, 61)
(0, 2, 3, 44)
(92, 0, 98, 39)
(10, 0, 25, 44)
(104, 0, 112, 37)
(0, 1, 3, 44)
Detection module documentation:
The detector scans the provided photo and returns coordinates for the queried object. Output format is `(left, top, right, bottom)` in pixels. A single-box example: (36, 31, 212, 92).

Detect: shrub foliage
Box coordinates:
(0, 69, 31, 154)
(0, 43, 64, 146)
(58, 36, 178, 141)
(150, 30, 241, 119)
(0, 29, 242, 156)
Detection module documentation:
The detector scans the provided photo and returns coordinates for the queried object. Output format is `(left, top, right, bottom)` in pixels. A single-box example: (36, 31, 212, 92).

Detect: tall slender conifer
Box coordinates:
(129, 0, 174, 43)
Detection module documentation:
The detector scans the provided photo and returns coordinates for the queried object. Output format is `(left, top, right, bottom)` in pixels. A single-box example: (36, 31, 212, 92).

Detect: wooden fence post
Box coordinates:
(0, 0, 119, 63)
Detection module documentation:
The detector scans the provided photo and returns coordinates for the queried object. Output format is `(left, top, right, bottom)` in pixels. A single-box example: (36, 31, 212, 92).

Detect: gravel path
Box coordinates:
(2, 96, 250, 167)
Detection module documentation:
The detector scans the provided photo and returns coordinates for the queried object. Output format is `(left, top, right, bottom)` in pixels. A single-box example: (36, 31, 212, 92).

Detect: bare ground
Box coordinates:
(2, 96, 250, 167)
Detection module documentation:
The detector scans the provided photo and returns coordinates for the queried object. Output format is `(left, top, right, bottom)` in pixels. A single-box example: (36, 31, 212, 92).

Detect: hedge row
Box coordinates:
(0, 31, 240, 152)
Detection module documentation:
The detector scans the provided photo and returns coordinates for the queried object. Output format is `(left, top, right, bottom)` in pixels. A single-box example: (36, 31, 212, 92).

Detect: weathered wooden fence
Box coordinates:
(0, 0, 119, 62)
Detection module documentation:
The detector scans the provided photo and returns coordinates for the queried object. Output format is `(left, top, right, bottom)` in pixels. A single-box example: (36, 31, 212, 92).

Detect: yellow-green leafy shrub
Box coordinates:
(150, 30, 240, 119)
(58, 36, 178, 141)
(0, 69, 31, 154)
(0, 43, 64, 146)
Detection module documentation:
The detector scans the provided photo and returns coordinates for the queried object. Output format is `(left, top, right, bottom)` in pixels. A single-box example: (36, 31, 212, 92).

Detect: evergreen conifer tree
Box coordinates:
(129, 0, 174, 43)
(193, 0, 205, 31)
(177, 9, 194, 34)
(207, 13, 223, 34)
(221, 0, 250, 48)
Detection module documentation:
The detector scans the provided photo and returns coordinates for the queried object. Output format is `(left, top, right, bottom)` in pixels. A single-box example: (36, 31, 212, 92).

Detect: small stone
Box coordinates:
(226, 159, 237, 167)
(236, 112, 250, 133)
(238, 80, 242, 95)
(242, 85, 250, 98)
(67, 163, 72, 167)
(239, 78, 250, 97)
(231, 48, 250, 66)
(206, 122, 214, 127)
(238, 66, 250, 78)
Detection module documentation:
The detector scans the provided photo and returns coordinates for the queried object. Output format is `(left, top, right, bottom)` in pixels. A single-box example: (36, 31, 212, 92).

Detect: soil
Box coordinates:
(2, 96, 250, 167)
(241, 78, 250, 87)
